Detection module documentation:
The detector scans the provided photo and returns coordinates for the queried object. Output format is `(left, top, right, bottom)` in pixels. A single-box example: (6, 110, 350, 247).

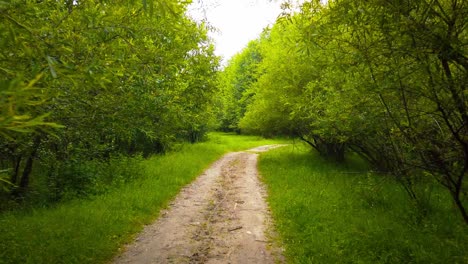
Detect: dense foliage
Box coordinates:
(219, 0, 467, 223)
(0, 0, 218, 203)
(217, 39, 263, 133)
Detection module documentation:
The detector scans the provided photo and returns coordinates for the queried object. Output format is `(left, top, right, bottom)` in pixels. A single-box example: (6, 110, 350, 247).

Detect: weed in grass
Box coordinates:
(259, 144, 468, 263)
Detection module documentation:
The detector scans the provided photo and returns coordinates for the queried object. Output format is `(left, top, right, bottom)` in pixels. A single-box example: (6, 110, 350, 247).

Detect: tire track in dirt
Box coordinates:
(114, 145, 286, 264)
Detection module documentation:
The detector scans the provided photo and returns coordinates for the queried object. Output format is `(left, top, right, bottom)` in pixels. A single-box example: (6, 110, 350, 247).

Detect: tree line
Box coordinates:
(0, 0, 218, 203)
(218, 0, 467, 223)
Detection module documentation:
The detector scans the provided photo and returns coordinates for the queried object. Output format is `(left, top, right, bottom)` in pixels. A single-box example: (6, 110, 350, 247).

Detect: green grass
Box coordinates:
(0, 132, 287, 264)
(259, 144, 468, 263)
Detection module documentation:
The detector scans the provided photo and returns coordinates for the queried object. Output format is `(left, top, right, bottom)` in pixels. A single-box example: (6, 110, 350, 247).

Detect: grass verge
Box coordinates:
(259, 144, 468, 263)
(0, 132, 287, 264)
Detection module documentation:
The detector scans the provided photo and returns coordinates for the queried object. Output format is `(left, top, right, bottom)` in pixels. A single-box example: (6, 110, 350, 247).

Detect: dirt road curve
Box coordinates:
(114, 145, 286, 264)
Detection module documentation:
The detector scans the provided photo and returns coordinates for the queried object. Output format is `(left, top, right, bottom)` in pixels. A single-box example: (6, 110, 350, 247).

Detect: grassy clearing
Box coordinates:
(259, 144, 468, 263)
(0, 132, 287, 264)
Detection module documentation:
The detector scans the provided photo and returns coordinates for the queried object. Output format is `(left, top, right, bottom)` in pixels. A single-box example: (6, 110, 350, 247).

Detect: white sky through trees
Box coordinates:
(187, 0, 284, 65)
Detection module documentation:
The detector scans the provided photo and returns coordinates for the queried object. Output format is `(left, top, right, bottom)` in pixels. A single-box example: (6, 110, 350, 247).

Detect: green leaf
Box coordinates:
(46, 56, 58, 78)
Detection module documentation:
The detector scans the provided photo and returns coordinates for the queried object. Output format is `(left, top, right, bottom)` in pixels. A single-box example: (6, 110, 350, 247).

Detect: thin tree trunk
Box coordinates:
(452, 191, 468, 224)
(10, 156, 21, 185)
(18, 136, 41, 192)
(299, 136, 319, 152)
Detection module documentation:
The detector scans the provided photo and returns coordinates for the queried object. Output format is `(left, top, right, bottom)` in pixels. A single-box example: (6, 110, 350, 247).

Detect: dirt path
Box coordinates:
(114, 145, 286, 264)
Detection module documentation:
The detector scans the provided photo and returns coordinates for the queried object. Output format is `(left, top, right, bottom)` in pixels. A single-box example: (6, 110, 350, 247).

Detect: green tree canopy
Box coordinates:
(0, 0, 219, 197)
(222, 0, 468, 223)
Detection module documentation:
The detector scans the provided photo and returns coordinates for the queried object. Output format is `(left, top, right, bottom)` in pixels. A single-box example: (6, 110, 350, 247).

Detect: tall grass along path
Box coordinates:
(114, 145, 287, 263)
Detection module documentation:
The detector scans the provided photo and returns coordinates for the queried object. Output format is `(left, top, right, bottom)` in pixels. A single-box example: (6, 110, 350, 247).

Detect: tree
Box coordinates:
(227, 0, 468, 223)
(218, 39, 263, 133)
(0, 0, 219, 200)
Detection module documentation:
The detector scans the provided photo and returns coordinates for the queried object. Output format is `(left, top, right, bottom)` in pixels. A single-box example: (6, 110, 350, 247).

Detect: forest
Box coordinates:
(0, 0, 467, 263)
(219, 0, 467, 223)
(1, 0, 218, 203)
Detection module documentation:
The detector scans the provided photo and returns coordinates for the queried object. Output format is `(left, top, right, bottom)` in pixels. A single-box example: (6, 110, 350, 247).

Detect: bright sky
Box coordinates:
(187, 0, 284, 64)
